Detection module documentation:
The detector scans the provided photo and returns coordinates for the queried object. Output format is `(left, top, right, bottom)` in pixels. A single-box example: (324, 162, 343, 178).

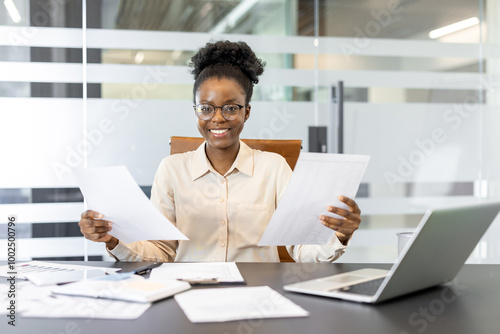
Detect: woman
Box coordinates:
(79, 40, 361, 262)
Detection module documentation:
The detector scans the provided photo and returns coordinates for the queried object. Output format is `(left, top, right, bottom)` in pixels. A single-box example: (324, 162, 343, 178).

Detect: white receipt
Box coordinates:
(149, 262, 244, 283)
(258, 152, 370, 246)
(73, 166, 188, 244)
(174, 286, 309, 323)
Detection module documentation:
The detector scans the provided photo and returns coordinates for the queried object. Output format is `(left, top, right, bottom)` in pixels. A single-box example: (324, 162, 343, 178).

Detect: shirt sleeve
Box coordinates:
(107, 158, 178, 262)
(286, 237, 348, 263)
(275, 158, 348, 263)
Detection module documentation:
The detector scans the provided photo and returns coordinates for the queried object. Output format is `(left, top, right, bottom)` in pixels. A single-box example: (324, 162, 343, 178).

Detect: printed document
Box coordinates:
(0, 280, 150, 319)
(0, 261, 119, 280)
(258, 153, 369, 246)
(73, 166, 188, 244)
(149, 262, 244, 283)
(174, 286, 309, 323)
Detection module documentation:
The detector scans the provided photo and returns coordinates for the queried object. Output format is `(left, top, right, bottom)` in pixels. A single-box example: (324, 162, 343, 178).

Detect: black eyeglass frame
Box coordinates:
(193, 103, 247, 121)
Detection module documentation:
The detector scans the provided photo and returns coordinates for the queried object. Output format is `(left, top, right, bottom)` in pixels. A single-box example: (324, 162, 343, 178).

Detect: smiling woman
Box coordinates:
(190, 41, 265, 175)
(78, 40, 362, 263)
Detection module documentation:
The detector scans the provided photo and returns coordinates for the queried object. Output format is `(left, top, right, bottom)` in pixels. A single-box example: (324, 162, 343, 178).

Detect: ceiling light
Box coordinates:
(4, 0, 21, 23)
(134, 51, 145, 64)
(429, 17, 479, 39)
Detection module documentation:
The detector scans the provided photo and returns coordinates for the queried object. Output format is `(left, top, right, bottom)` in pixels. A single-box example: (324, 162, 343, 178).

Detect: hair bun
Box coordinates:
(190, 40, 265, 84)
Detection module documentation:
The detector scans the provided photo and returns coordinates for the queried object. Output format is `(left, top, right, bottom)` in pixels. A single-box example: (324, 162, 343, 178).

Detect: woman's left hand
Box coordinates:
(319, 196, 361, 245)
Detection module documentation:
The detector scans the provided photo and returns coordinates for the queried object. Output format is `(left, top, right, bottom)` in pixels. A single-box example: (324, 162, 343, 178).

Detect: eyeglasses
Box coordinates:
(194, 104, 246, 121)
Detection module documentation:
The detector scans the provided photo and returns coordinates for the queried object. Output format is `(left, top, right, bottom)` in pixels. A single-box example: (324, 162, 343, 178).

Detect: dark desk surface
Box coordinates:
(5, 262, 500, 334)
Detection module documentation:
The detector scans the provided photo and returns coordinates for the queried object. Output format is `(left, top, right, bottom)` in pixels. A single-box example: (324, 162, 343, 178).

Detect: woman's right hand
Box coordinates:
(78, 210, 118, 250)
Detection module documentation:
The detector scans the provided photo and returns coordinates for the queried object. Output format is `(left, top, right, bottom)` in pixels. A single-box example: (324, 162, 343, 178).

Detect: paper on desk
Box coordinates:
(1, 281, 150, 319)
(149, 262, 244, 283)
(258, 153, 370, 246)
(21, 295, 151, 319)
(0, 261, 119, 280)
(174, 286, 309, 323)
(73, 166, 188, 244)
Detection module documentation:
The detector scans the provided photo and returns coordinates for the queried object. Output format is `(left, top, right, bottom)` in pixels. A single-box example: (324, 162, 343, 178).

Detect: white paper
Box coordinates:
(149, 262, 244, 283)
(1, 280, 150, 319)
(20, 295, 151, 319)
(174, 286, 309, 323)
(73, 166, 188, 244)
(258, 153, 370, 246)
(0, 261, 119, 280)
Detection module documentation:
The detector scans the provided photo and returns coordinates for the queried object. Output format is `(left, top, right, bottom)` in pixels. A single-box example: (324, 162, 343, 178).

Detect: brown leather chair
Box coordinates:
(169, 136, 301, 262)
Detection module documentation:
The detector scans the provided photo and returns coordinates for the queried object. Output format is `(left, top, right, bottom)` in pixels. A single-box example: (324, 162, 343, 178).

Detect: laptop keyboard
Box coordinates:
(333, 277, 386, 296)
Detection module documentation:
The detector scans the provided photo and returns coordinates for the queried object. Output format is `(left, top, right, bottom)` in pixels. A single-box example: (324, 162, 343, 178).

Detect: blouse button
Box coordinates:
(220, 198, 225, 202)
(220, 242, 225, 247)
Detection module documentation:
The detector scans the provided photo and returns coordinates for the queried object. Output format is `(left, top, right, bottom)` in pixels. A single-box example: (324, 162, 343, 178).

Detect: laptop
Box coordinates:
(283, 201, 500, 303)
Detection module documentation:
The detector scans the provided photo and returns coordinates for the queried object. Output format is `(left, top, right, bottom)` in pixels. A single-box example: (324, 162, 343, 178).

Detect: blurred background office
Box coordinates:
(1, 0, 499, 263)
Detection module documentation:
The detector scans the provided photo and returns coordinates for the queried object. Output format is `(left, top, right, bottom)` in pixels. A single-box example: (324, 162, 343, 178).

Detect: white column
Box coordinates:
(485, 0, 500, 197)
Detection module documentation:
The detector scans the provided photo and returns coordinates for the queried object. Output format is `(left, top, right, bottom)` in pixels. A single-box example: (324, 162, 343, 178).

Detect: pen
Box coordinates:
(177, 278, 219, 285)
(132, 263, 162, 275)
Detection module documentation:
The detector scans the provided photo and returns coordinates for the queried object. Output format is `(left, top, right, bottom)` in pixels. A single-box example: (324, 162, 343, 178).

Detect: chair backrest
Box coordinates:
(170, 137, 301, 170)
(169, 136, 301, 262)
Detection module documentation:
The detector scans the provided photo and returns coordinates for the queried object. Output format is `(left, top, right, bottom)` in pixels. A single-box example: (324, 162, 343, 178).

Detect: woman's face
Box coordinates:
(195, 77, 250, 152)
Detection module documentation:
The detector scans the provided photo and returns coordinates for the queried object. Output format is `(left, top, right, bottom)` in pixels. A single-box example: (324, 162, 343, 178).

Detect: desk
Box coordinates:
(4, 262, 500, 334)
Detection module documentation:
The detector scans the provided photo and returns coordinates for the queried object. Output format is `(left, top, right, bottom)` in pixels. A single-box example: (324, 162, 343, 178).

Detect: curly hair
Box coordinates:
(189, 40, 265, 104)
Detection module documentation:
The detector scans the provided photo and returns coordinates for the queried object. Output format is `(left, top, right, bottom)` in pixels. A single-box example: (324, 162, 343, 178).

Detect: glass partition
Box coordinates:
(1, 0, 498, 263)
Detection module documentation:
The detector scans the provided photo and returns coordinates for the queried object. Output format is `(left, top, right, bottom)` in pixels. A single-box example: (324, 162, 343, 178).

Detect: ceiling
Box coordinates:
(108, 0, 483, 39)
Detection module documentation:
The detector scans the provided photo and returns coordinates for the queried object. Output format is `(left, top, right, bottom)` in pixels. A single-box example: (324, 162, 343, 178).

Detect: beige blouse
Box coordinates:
(108, 141, 347, 262)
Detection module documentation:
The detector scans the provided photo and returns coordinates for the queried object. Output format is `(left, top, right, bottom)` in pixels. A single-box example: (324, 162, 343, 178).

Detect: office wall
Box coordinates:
(1, 0, 499, 263)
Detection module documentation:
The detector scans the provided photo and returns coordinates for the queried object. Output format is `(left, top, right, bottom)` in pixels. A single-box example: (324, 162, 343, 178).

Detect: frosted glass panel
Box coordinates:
(344, 102, 481, 183)
(86, 99, 196, 185)
(0, 98, 83, 187)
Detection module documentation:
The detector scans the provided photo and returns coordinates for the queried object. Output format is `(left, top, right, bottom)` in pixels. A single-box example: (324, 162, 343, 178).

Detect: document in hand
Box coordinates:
(52, 274, 191, 303)
(73, 166, 188, 244)
(258, 152, 370, 246)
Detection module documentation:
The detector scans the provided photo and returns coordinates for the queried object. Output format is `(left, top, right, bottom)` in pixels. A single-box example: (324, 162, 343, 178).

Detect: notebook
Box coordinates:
(284, 201, 500, 303)
(52, 273, 191, 303)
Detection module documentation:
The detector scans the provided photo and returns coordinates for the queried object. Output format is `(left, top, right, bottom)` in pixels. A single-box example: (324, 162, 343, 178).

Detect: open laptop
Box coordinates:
(284, 201, 500, 303)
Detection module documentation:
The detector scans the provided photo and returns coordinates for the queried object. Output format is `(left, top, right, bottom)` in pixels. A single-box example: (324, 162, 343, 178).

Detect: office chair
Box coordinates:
(169, 136, 302, 262)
